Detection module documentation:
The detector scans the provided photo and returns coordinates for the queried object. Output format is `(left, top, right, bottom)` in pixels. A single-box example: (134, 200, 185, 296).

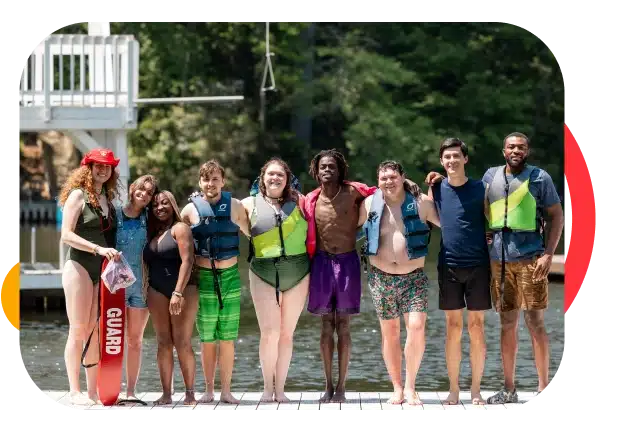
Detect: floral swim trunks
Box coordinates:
(367, 265, 429, 320)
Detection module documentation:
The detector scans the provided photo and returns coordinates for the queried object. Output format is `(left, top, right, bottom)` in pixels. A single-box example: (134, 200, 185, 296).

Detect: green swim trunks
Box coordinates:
(195, 264, 241, 343)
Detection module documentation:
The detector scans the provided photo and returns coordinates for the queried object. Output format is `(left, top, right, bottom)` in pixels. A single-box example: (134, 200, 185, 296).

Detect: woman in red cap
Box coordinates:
(59, 147, 122, 405)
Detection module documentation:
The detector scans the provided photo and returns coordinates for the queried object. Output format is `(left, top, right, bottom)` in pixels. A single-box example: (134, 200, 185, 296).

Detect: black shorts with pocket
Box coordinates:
(438, 263, 491, 311)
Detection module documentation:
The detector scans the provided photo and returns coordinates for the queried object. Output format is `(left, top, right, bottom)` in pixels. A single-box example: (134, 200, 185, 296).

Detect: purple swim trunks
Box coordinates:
(307, 249, 362, 315)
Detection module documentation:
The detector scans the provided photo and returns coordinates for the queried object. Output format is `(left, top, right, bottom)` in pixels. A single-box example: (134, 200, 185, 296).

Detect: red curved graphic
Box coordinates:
(564, 124, 595, 312)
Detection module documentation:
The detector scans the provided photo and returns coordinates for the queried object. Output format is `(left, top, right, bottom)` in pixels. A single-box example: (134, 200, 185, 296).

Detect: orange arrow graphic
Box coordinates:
(0, 263, 20, 331)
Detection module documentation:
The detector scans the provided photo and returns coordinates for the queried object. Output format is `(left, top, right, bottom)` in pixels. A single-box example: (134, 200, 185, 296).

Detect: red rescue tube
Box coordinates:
(97, 258, 126, 406)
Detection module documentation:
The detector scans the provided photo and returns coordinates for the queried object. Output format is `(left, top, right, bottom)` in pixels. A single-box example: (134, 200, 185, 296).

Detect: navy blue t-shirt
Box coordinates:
(432, 178, 489, 267)
(482, 165, 561, 262)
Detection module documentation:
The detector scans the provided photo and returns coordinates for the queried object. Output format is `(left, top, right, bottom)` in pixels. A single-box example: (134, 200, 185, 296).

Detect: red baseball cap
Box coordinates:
(80, 148, 120, 167)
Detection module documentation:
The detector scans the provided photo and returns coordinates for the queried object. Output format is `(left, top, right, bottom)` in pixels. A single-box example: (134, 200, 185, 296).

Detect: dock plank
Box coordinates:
(299, 391, 321, 410)
(212, 392, 244, 410)
(437, 391, 465, 410)
(236, 392, 261, 410)
(340, 392, 361, 411)
(417, 391, 443, 410)
(193, 391, 221, 410)
(359, 392, 382, 410)
(379, 392, 402, 410)
(277, 392, 301, 410)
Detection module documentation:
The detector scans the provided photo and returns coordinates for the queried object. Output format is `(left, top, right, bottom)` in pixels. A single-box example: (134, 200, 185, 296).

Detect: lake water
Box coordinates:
(20, 225, 564, 393)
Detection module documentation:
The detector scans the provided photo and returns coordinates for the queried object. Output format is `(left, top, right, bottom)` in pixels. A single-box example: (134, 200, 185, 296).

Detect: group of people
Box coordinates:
(59, 131, 563, 407)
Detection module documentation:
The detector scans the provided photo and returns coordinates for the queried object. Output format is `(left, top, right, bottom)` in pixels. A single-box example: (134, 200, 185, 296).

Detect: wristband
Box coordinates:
(172, 291, 183, 298)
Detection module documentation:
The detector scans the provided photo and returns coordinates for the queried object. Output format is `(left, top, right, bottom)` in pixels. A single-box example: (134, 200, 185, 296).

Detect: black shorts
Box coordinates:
(438, 263, 491, 311)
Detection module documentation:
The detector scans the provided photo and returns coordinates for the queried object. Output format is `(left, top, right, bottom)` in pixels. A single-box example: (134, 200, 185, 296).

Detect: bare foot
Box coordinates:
(404, 390, 423, 406)
(331, 389, 346, 403)
(275, 392, 291, 403)
(69, 391, 96, 406)
(184, 390, 197, 406)
(198, 391, 215, 404)
(443, 390, 460, 405)
(319, 388, 334, 403)
(260, 390, 275, 403)
(153, 393, 173, 406)
(471, 391, 485, 405)
(387, 388, 404, 404)
(220, 391, 240, 404)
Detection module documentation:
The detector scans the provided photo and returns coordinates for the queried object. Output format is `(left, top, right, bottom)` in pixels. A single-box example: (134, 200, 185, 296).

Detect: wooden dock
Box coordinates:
(42, 390, 539, 410)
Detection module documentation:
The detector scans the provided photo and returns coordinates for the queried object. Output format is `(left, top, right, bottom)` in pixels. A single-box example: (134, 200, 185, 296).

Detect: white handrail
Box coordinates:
(20, 35, 139, 109)
(135, 96, 244, 104)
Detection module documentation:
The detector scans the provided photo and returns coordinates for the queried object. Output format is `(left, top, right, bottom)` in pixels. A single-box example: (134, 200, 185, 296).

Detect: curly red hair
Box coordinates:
(59, 164, 120, 209)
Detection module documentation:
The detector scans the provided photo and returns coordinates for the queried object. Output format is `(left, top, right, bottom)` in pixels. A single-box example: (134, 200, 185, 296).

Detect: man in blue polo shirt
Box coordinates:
(482, 132, 563, 404)
(428, 138, 491, 406)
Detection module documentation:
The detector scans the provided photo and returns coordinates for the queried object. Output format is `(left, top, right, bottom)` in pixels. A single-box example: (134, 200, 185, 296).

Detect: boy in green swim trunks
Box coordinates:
(181, 160, 250, 404)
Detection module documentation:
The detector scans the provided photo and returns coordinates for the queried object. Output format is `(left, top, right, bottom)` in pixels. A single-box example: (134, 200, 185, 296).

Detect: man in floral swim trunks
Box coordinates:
(359, 161, 440, 405)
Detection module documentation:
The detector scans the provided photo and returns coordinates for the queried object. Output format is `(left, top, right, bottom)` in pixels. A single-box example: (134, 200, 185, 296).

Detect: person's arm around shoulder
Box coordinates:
(61, 189, 119, 261)
(418, 193, 441, 228)
(427, 181, 436, 202)
(358, 195, 372, 228)
(180, 202, 196, 226)
(295, 192, 307, 219)
(232, 197, 250, 237)
(169, 222, 195, 315)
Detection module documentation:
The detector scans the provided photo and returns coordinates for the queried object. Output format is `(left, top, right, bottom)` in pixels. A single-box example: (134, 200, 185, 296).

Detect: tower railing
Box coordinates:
(19, 35, 139, 123)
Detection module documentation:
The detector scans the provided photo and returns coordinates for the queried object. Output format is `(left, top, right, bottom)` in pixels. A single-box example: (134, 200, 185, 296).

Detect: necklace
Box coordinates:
(264, 194, 283, 204)
(320, 186, 342, 202)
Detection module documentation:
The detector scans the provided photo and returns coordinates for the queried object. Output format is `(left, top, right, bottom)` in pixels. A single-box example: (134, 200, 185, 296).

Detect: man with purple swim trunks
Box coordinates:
(303, 150, 422, 403)
(304, 149, 375, 403)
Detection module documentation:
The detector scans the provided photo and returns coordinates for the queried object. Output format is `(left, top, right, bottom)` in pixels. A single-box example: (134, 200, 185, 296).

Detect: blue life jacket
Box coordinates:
(362, 189, 430, 259)
(189, 192, 239, 260)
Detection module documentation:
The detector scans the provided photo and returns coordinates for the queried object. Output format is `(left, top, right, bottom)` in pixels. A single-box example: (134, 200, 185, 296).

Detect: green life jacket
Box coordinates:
(487, 165, 539, 232)
(250, 194, 307, 258)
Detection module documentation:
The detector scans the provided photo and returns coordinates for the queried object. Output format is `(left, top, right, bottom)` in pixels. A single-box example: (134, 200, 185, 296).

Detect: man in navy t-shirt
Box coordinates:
(428, 138, 491, 406)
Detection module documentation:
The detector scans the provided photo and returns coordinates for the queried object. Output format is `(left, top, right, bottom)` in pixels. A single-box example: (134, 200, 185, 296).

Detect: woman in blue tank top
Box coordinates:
(143, 190, 198, 406)
(114, 174, 157, 404)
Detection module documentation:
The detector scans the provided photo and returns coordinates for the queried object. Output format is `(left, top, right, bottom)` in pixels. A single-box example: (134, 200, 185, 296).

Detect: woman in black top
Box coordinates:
(143, 190, 198, 406)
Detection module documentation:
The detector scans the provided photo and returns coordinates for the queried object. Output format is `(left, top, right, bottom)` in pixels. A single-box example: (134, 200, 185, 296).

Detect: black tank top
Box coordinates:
(143, 228, 181, 298)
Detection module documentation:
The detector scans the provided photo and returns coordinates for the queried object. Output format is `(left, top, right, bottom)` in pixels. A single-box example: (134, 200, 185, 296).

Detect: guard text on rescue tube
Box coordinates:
(105, 308, 123, 355)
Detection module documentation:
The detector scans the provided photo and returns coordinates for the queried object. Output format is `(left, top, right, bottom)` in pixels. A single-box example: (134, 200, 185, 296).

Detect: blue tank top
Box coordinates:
(432, 178, 489, 267)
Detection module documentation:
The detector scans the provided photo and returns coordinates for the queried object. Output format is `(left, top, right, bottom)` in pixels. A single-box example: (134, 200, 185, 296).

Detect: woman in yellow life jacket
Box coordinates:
(241, 158, 310, 403)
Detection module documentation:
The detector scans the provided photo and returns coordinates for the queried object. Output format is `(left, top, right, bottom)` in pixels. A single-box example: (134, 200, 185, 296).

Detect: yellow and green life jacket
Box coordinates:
(250, 194, 308, 259)
(487, 165, 541, 232)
